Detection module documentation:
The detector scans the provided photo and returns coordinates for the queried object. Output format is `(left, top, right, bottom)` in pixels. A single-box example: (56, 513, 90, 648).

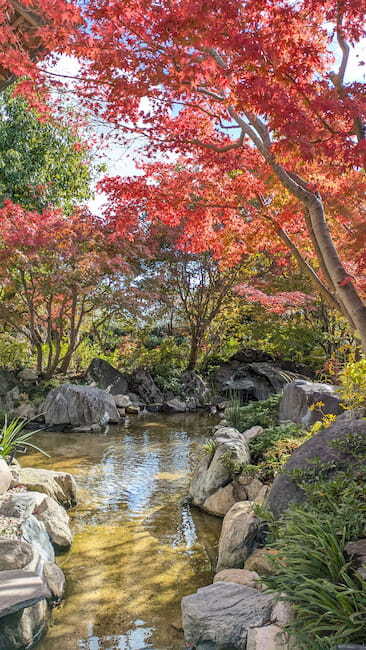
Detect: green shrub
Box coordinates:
(249, 422, 306, 463)
(338, 358, 366, 409)
(242, 422, 308, 482)
(225, 393, 281, 432)
(0, 334, 30, 369)
(263, 472, 366, 649)
(154, 367, 183, 394)
(220, 449, 246, 476)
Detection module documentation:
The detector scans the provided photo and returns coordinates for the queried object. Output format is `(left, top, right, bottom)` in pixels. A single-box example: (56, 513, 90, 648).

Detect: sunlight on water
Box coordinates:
(22, 413, 221, 650)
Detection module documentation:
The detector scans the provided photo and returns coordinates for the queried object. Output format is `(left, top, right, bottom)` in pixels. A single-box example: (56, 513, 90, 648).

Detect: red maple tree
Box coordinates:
(0, 201, 132, 377)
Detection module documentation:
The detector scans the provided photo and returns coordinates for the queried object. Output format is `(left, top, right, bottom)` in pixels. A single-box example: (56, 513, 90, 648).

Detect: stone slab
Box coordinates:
(0, 569, 50, 618)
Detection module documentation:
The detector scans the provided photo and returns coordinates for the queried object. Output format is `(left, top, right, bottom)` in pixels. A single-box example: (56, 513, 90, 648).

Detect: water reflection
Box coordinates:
(21, 413, 221, 650)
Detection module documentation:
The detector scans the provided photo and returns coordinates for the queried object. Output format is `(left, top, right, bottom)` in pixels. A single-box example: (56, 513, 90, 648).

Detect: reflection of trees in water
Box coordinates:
(84, 426, 194, 517)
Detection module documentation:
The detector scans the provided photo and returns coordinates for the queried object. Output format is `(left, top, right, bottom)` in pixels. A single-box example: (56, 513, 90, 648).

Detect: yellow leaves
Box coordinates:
(309, 400, 325, 411)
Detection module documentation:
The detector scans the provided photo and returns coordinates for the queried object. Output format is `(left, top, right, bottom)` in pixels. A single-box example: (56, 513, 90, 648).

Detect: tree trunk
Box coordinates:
(34, 342, 43, 374)
(307, 196, 366, 351)
(187, 333, 200, 370)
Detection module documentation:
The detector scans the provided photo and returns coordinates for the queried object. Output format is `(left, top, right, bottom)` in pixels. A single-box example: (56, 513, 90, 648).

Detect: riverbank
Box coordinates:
(182, 381, 366, 649)
(0, 459, 76, 649)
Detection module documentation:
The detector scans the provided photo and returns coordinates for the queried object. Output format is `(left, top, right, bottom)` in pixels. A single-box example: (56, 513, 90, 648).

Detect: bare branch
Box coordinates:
(190, 129, 244, 152)
(196, 86, 225, 102)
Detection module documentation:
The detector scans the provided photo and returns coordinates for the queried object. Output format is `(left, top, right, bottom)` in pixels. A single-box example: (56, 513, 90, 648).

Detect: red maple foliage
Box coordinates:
(0, 201, 130, 377)
(3, 0, 366, 346)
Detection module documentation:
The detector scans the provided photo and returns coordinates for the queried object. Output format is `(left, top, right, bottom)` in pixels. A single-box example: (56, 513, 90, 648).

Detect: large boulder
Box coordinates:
(267, 412, 366, 518)
(0, 492, 72, 549)
(0, 459, 11, 495)
(181, 371, 212, 408)
(43, 383, 120, 429)
(279, 379, 342, 427)
(213, 351, 294, 401)
(129, 369, 163, 404)
(189, 427, 249, 507)
(86, 358, 129, 395)
(0, 599, 48, 650)
(12, 467, 77, 507)
(216, 502, 259, 571)
(0, 570, 50, 618)
(182, 582, 274, 649)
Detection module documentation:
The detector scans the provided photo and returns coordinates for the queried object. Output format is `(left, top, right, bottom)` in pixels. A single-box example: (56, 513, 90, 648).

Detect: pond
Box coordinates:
(21, 413, 221, 650)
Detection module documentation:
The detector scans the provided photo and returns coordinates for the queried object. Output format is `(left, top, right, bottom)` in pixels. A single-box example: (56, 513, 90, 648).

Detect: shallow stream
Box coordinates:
(22, 413, 221, 650)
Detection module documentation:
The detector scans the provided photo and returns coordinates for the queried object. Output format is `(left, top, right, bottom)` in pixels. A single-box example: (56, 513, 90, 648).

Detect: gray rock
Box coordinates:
(245, 548, 278, 576)
(129, 369, 163, 404)
(113, 394, 132, 408)
(43, 562, 65, 601)
(0, 459, 11, 495)
(216, 502, 259, 571)
(181, 371, 212, 406)
(14, 468, 77, 507)
(20, 515, 55, 563)
(345, 539, 366, 567)
(242, 426, 264, 443)
(0, 369, 17, 395)
(247, 624, 288, 650)
(43, 384, 120, 428)
(214, 353, 293, 402)
(337, 647, 366, 649)
(279, 379, 342, 427)
(0, 598, 48, 649)
(182, 582, 273, 649)
(18, 369, 38, 383)
(271, 598, 294, 626)
(0, 539, 33, 571)
(267, 415, 366, 518)
(246, 478, 265, 501)
(86, 358, 129, 395)
(0, 570, 50, 618)
(30, 494, 72, 549)
(202, 483, 236, 517)
(189, 427, 249, 507)
(162, 398, 187, 413)
(213, 568, 261, 590)
(128, 392, 145, 406)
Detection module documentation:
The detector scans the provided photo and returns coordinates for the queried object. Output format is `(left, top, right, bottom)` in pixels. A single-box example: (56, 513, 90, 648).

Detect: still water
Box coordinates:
(22, 413, 221, 650)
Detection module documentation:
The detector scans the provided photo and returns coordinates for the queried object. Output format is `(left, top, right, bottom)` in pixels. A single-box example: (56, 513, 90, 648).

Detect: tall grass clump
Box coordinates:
(225, 393, 281, 432)
(0, 415, 49, 462)
(263, 472, 366, 649)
